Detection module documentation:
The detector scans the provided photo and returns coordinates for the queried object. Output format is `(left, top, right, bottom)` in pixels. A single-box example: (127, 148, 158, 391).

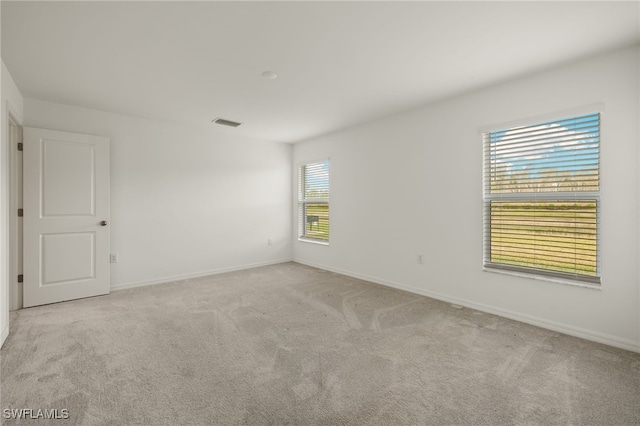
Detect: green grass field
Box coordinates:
(489, 201, 597, 276)
(303, 203, 329, 241)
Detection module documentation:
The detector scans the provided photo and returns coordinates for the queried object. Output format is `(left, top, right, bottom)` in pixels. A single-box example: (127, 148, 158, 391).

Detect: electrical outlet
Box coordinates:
(268, 238, 273, 246)
(110, 253, 119, 263)
(417, 254, 424, 264)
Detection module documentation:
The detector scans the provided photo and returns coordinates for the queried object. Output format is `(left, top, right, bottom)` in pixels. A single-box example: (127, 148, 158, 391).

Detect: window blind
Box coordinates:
(483, 112, 600, 284)
(299, 160, 330, 241)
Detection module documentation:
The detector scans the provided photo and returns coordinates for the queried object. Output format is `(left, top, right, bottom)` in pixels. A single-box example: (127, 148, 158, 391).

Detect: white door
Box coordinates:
(23, 128, 110, 308)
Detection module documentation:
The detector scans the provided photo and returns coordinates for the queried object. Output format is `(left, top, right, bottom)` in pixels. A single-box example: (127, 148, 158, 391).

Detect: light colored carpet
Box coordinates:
(1, 262, 639, 425)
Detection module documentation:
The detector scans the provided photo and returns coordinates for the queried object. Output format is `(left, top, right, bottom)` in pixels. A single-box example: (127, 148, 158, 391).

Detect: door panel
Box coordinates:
(41, 232, 95, 285)
(42, 140, 96, 216)
(23, 128, 110, 308)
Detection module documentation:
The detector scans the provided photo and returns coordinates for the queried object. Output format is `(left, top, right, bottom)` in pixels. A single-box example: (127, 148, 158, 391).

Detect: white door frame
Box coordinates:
(8, 114, 22, 311)
(9, 125, 112, 309)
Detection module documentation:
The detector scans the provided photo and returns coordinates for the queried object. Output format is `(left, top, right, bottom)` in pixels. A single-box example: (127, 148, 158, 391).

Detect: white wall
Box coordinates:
(293, 45, 640, 352)
(24, 99, 292, 292)
(1, 60, 24, 347)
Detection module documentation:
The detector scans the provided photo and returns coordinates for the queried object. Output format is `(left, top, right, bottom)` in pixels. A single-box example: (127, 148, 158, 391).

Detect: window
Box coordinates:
(483, 112, 600, 284)
(298, 160, 330, 242)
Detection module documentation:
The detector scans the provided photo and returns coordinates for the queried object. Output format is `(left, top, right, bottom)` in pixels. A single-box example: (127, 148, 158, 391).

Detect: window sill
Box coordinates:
(298, 238, 329, 246)
(483, 267, 602, 291)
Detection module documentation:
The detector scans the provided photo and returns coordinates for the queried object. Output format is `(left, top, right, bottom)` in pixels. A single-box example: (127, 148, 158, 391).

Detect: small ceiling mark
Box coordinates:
(261, 71, 278, 80)
(212, 118, 243, 127)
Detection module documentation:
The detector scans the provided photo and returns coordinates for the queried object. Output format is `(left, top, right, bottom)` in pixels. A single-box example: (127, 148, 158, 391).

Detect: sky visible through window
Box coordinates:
(489, 113, 600, 192)
(303, 160, 329, 198)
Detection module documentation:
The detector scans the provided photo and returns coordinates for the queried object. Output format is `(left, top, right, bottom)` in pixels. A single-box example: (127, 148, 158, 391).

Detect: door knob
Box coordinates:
(100, 220, 109, 226)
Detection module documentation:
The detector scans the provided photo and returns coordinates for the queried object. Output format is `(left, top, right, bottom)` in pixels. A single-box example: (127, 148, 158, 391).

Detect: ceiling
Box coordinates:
(2, 1, 639, 143)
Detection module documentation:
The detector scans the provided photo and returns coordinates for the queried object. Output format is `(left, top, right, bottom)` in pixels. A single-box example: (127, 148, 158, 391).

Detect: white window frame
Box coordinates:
(298, 159, 330, 244)
(482, 109, 602, 286)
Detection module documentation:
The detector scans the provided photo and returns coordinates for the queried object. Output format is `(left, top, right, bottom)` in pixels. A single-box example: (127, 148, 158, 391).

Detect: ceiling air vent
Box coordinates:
(212, 117, 243, 127)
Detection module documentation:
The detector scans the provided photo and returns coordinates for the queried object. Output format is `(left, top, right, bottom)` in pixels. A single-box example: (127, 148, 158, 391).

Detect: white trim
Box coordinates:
(1, 324, 8, 348)
(482, 267, 601, 290)
(484, 191, 600, 201)
(479, 102, 605, 134)
(297, 238, 329, 246)
(301, 198, 329, 204)
(8, 115, 22, 311)
(110, 258, 293, 292)
(294, 259, 640, 353)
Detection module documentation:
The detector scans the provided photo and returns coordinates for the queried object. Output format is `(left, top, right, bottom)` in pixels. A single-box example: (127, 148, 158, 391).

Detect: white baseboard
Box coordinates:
(1, 324, 9, 348)
(294, 259, 640, 354)
(111, 258, 293, 292)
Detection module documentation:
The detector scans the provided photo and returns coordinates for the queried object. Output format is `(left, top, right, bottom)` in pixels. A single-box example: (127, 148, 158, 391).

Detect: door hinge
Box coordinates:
(17, 275, 23, 283)
(17, 142, 23, 151)
(18, 208, 23, 217)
